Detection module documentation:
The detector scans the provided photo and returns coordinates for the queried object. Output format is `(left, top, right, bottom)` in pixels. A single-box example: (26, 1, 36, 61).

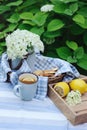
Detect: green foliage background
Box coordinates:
(0, 0, 87, 75)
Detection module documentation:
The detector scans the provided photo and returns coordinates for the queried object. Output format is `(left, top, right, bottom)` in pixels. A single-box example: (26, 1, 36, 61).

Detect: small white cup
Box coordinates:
(13, 73, 38, 101)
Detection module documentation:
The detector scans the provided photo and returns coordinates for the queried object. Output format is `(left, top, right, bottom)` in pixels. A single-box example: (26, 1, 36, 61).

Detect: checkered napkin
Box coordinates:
(1, 52, 80, 100)
(35, 53, 80, 81)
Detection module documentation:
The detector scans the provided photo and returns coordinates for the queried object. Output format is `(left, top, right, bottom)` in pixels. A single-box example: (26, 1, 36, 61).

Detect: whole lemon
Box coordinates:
(69, 79, 87, 94)
(54, 82, 70, 97)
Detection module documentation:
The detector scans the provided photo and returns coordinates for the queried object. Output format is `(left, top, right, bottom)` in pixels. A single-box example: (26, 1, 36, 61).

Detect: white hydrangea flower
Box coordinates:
(6, 29, 44, 59)
(66, 90, 81, 106)
(40, 4, 54, 12)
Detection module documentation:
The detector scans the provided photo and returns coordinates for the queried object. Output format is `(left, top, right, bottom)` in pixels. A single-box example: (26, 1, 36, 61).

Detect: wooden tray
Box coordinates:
(48, 77, 87, 125)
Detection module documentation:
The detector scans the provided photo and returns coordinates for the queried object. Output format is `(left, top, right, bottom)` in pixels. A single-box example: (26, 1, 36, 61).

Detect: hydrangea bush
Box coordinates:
(0, 0, 87, 74)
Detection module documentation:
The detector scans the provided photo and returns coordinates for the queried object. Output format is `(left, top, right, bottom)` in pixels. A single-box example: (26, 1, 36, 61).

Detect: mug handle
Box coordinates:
(13, 85, 21, 97)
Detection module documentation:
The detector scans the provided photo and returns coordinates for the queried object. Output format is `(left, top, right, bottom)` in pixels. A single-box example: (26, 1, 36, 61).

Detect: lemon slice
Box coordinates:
(54, 82, 70, 97)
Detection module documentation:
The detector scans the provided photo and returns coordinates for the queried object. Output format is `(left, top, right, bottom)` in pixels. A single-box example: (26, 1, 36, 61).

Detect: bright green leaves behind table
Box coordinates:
(56, 41, 87, 70)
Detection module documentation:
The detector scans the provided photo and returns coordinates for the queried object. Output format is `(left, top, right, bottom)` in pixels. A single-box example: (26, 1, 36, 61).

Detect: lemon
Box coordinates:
(69, 79, 87, 94)
(54, 82, 70, 97)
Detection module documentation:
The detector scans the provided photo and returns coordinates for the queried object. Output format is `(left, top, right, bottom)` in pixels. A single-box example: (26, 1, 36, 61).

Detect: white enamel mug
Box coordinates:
(13, 73, 38, 101)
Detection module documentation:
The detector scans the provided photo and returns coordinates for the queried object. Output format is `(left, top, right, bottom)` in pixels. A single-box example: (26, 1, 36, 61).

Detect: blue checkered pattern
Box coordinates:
(1, 52, 80, 100)
(35, 53, 80, 81)
(35, 76, 48, 100)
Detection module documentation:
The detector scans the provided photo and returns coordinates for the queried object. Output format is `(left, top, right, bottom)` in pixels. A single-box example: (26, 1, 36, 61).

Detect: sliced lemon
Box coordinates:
(54, 82, 70, 97)
(69, 78, 87, 94)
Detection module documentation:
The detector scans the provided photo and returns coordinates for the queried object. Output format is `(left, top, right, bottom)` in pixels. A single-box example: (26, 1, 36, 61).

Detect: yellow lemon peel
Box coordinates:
(69, 79, 87, 94)
(54, 82, 70, 97)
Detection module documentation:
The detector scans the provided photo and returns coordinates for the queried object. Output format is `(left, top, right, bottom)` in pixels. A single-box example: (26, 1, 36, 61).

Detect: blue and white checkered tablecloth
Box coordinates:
(1, 52, 80, 100)
(0, 82, 87, 130)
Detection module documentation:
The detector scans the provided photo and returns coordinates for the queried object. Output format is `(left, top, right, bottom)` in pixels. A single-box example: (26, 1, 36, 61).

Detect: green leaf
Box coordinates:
(7, 13, 20, 23)
(51, 0, 61, 4)
(67, 56, 77, 63)
(77, 54, 87, 70)
(69, 3, 78, 13)
(77, 7, 87, 17)
(7, 0, 23, 6)
(5, 24, 18, 32)
(54, 3, 78, 16)
(53, 4, 67, 14)
(0, 32, 6, 39)
(73, 14, 85, 24)
(74, 47, 84, 59)
(23, 20, 35, 26)
(43, 37, 55, 45)
(0, 42, 6, 47)
(20, 12, 33, 20)
(64, 9, 73, 16)
(17, 1, 38, 12)
(66, 41, 78, 51)
(30, 27, 44, 36)
(20, 0, 37, 8)
(0, 5, 10, 14)
(32, 12, 48, 26)
(83, 32, 87, 45)
(77, 19, 87, 29)
(0, 42, 6, 55)
(56, 47, 72, 60)
(47, 19, 65, 32)
(18, 24, 31, 30)
(43, 30, 62, 38)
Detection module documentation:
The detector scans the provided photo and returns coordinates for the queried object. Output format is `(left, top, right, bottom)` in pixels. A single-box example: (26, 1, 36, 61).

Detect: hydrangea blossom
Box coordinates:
(40, 4, 54, 12)
(66, 90, 81, 106)
(6, 29, 44, 60)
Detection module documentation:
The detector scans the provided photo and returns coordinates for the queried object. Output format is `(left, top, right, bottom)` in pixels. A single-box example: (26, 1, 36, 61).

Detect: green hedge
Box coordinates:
(0, 0, 87, 75)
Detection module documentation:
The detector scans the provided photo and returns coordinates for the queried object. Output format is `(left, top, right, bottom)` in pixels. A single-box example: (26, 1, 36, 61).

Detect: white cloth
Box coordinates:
(0, 82, 87, 130)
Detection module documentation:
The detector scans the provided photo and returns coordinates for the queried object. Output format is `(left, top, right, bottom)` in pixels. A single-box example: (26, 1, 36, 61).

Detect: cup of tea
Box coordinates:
(13, 73, 38, 101)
